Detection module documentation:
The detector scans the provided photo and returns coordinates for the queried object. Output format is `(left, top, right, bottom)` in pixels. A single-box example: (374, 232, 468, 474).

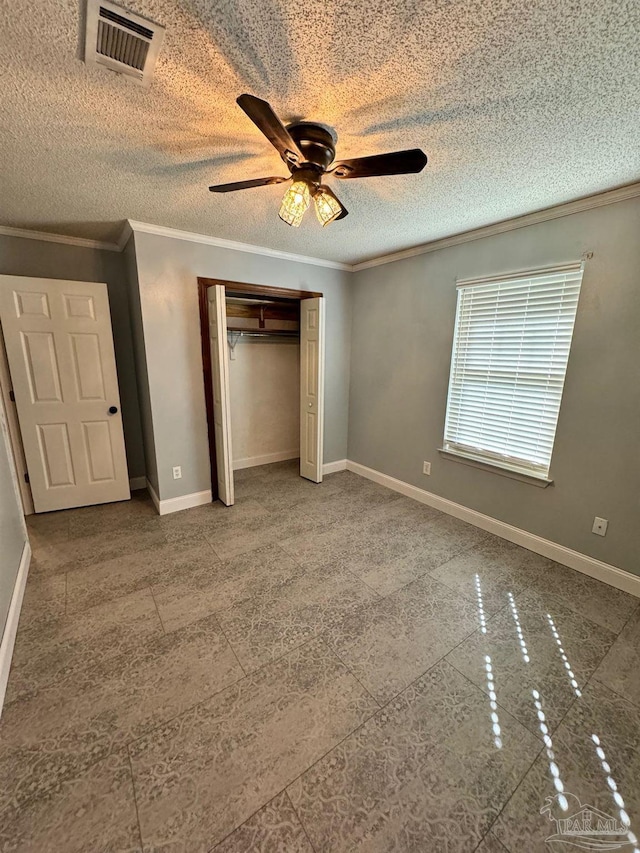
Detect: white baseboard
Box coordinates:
(146, 479, 212, 516)
(347, 460, 640, 599)
(323, 459, 348, 475)
(0, 540, 31, 717)
(129, 476, 147, 491)
(146, 479, 160, 513)
(234, 450, 299, 470)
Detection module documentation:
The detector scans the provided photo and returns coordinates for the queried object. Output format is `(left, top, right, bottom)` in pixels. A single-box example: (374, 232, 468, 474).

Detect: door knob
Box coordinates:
(108, 406, 118, 415)
(308, 402, 313, 407)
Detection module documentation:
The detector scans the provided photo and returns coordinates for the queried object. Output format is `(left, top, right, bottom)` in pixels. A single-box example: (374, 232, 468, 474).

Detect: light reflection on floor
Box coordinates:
(474, 574, 502, 748)
(546, 612, 582, 698)
(507, 591, 530, 663)
(591, 733, 639, 851)
(474, 575, 637, 842)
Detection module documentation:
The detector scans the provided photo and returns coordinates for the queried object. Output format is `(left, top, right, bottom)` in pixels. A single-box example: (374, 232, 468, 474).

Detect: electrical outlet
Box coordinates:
(592, 517, 608, 536)
(172, 466, 182, 480)
(423, 461, 431, 475)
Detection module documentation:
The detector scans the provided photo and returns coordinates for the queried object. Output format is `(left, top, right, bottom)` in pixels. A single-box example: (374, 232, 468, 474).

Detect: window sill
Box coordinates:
(438, 449, 554, 488)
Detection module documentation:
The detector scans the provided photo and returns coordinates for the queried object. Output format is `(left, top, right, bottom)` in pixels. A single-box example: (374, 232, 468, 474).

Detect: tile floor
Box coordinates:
(2, 460, 639, 852)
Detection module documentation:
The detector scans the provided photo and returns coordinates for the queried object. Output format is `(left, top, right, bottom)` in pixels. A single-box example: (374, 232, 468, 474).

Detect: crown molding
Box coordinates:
(124, 220, 352, 271)
(0, 224, 120, 252)
(117, 220, 134, 251)
(351, 181, 640, 272)
(2, 180, 638, 271)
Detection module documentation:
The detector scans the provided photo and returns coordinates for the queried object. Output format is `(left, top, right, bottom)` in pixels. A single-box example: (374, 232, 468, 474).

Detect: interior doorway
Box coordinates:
(196, 278, 325, 504)
(0, 275, 130, 514)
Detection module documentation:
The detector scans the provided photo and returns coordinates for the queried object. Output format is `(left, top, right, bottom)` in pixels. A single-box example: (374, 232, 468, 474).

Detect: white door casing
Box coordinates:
(0, 276, 130, 512)
(300, 296, 325, 483)
(207, 285, 234, 506)
(0, 325, 33, 514)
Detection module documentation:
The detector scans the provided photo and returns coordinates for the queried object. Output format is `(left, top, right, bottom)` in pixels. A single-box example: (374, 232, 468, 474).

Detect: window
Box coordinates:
(443, 263, 583, 481)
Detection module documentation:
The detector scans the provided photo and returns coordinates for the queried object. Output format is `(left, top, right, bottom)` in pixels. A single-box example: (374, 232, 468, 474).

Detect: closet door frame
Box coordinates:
(196, 277, 322, 501)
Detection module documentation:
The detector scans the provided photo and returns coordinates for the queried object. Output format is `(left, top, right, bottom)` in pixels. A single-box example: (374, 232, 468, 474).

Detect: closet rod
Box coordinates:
(226, 327, 299, 338)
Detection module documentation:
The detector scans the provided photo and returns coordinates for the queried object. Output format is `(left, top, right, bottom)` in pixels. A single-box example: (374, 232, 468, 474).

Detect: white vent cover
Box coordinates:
(85, 0, 165, 87)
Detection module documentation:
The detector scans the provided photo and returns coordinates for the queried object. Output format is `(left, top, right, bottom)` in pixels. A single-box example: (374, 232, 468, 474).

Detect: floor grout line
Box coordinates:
(126, 744, 145, 853)
(285, 789, 319, 853)
(212, 611, 248, 678)
(147, 584, 167, 635)
(316, 634, 381, 708)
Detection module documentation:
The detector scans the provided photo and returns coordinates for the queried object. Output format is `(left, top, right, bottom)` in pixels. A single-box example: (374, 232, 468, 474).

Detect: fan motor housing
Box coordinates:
(286, 122, 337, 171)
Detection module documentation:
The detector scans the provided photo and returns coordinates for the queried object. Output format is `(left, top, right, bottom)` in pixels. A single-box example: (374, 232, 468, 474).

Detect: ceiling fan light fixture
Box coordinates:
(278, 179, 310, 227)
(314, 186, 343, 226)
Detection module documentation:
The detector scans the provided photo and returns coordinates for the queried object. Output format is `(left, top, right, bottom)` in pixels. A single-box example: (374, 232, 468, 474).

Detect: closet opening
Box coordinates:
(196, 278, 324, 505)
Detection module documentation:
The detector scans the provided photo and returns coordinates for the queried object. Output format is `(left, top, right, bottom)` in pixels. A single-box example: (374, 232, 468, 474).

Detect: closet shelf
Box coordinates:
(226, 327, 299, 338)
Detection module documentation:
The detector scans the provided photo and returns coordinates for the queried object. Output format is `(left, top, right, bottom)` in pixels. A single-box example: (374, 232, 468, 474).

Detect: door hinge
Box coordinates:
(9, 390, 15, 402)
(24, 472, 30, 484)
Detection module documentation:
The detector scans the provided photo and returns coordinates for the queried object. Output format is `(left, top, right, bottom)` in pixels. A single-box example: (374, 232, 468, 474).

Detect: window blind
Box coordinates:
(443, 263, 583, 479)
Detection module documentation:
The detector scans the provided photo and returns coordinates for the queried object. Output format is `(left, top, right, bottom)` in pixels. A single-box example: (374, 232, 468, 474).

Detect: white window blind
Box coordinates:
(443, 263, 583, 479)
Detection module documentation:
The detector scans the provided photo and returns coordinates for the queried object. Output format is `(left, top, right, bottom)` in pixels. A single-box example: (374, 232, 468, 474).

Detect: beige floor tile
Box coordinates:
(25, 510, 69, 548)
(492, 679, 640, 852)
(282, 501, 481, 596)
(0, 750, 140, 853)
(66, 540, 217, 613)
(324, 574, 479, 702)
(30, 517, 168, 577)
(446, 587, 615, 737)
(523, 560, 638, 633)
(288, 660, 540, 853)
(129, 639, 377, 851)
(15, 572, 66, 632)
(213, 791, 314, 853)
(234, 469, 345, 513)
(204, 510, 330, 561)
(152, 543, 306, 633)
(66, 490, 157, 539)
(430, 537, 551, 614)
(6, 587, 163, 704)
(158, 498, 273, 544)
(592, 604, 640, 708)
(476, 832, 510, 852)
(0, 614, 242, 812)
(217, 562, 380, 671)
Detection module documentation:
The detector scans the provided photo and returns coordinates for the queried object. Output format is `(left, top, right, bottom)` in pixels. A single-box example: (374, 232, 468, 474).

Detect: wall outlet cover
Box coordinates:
(423, 461, 431, 475)
(592, 516, 608, 536)
(172, 466, 182, 479)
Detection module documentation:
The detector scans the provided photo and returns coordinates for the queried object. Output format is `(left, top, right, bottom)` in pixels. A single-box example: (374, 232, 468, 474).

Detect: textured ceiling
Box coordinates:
(1, 0, 639, 264)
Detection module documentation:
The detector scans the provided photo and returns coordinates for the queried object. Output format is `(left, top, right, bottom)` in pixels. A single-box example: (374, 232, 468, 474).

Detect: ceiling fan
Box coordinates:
(209, 94, 428, 227)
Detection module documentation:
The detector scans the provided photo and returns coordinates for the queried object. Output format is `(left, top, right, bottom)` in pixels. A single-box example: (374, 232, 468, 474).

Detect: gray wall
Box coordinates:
(0, 406, 26, 638)
(130, 231, 352, 501)
(349, 197, 640, 575)
(0, 234, 145, 480)
(123, 237, 158, 491)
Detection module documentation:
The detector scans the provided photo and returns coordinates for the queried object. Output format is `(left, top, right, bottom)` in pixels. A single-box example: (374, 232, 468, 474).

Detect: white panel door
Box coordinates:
(207, 285, 234, 506)
(300, 296, 325, 483)
(0, 276, 130, 512)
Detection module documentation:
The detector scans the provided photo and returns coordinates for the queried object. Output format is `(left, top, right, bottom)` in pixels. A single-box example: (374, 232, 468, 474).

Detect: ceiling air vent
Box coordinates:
(85, 0, 165, 87)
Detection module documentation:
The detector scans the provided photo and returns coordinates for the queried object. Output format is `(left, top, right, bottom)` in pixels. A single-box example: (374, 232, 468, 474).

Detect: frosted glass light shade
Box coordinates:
(279, 180, 310, 227)
(314, 187, 342, 226)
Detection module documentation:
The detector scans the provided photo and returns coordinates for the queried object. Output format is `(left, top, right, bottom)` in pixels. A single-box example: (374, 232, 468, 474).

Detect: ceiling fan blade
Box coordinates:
(209, 176, 289, 193)
(236, 94, 302, 165)
(332, 148, 428, 179)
